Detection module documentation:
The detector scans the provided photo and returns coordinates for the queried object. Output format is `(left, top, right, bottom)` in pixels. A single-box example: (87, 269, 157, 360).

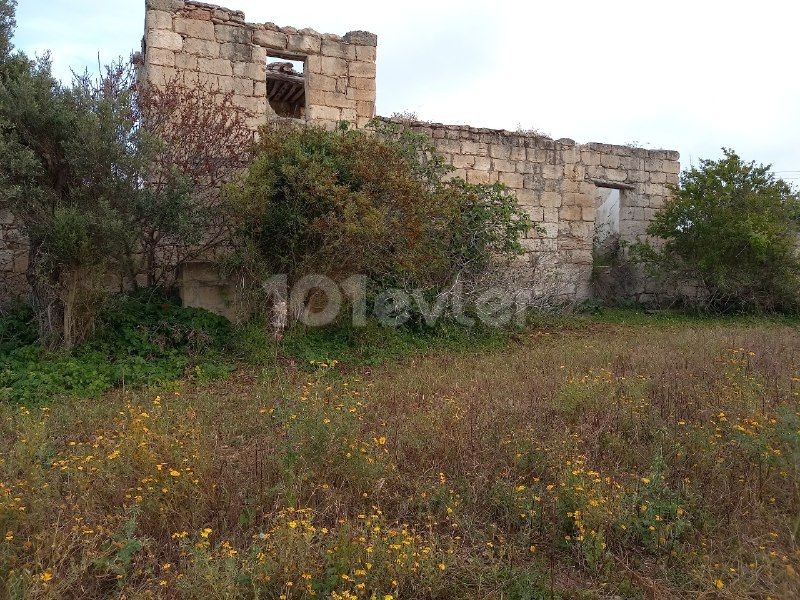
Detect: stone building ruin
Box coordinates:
(0, 0, 681, 311)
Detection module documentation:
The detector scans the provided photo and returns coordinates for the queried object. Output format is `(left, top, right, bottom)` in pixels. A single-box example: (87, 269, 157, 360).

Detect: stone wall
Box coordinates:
(0, 0, 681, 309)
(385, 119, 680, 301)
(0, 208, 27, 297)
(141, 0, 377, 129)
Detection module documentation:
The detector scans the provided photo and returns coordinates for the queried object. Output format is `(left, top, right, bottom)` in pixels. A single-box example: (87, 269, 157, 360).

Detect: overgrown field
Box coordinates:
(1, 318, 799, 598)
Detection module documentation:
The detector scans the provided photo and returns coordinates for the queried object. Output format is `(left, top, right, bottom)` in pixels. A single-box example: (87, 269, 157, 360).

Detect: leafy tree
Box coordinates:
(0, 0, 252, 347)
(633, 149, 800, 312)
(135, 76, 254, 287)
(0, 0, 14, 61)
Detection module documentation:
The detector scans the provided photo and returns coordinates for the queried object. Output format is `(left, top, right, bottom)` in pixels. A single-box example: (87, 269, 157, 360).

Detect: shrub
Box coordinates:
(224, 120, 532, 312)
(632, 149, 800, 312)
(0, 0, 253, 347)
(0, 292, 232, 404)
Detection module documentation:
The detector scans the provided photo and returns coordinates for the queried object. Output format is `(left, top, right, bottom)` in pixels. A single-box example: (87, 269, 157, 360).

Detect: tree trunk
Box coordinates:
(26, 242, 63, 348)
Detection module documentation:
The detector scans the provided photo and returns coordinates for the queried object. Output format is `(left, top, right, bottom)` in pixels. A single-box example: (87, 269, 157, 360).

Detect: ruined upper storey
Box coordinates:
(141, 0, 378, 128)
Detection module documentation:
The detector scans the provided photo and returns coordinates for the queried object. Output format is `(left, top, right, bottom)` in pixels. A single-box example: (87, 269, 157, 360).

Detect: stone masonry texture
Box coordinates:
(0, 0, 679, 307)
(141, 0, 377, 129)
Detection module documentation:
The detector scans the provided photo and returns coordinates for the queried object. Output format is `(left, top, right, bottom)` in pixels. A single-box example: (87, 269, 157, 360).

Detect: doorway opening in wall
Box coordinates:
(591, 185, 628, 302)
(594, 186, 621, 260)
(266, 55, 306, 118)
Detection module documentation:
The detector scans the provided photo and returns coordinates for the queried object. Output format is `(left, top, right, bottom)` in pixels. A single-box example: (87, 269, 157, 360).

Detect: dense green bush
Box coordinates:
(633, 149, 800, 313)
(225, 120, 533, 295)
(0, 0, 252, 348)
(0, 292, 233, 404)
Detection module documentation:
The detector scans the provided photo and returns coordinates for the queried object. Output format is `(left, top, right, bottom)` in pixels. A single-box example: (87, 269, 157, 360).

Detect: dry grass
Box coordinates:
(1, 319, 799, 599)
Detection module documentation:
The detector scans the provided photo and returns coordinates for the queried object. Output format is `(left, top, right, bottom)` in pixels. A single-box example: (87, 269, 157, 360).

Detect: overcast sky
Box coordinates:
(11, 0, 800, 184)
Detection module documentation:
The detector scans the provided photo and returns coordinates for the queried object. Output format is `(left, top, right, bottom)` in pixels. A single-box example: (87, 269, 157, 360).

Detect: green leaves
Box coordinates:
(226, 121, 533, 296)
(634, 149, 800, 312)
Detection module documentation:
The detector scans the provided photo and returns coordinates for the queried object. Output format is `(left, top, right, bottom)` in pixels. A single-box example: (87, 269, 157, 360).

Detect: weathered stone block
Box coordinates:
(174, 53, 198, 70)
(626, 170, 647, 184)
(146, 0, 184, 11)
(474, 156, 491, 171)
(620, 156, 644, 171)
(349, 76, 375, 91)
(525, 206, 545, 222)
(600, 154, 620, 168)
(321, 39, 356, 59)
(307, 72, 337, 92)
(184, 37, 220, 58)
(214, 75, 235, 93)
(336, 107, 356, 122)
(253, 28, 288, 49)
(149, 30, 183, 51)
(467, 170, 492, 185)
(499, 172, 523, 188)
(321, 56, 348, 76)
(344, 31, 377, 46)
(252, 45, 267, 63)
(356, 45, 376, 62)
(288, 33, 322, 54)
(323, 91, 355, 109)
(541, 192, 562, 208)
(233, 77, 254, 95)
(215, 23, 252, 45)
(346, 86, 374, 102)
(148, 48, 175, 67)
(509, 146, 526, 162)
(198, 57, 233, 76)
(542, 164, 563, 179)
(220, 43, 252, 61)
(145, 9, 172, 30)
(644, 158, 663, 172)
(536, 205, 557, 225)
(348, 61, 376, 78)
(605, 168, 627, 182)
(558, 205, 583, 221)
(188, 7, 212, 20)
(354, 102, 372, 119)
(233, 61, 264, 80)
(540, 222, 559, 238)
(580, 150, 600, 166)
(305, 55, 323, 74)
(489, 144, 510, 160)
(147, 65, 177, 83)
(306, 105, 341, 121)
(175, 17, 215, 39)
(561, 147, 580, 164)
(515, 188, 538, 205)
(493, 159, 516, 173)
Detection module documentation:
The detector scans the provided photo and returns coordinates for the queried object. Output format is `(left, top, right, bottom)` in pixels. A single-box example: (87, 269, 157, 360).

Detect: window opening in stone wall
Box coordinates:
(266, 56, 306, 118)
